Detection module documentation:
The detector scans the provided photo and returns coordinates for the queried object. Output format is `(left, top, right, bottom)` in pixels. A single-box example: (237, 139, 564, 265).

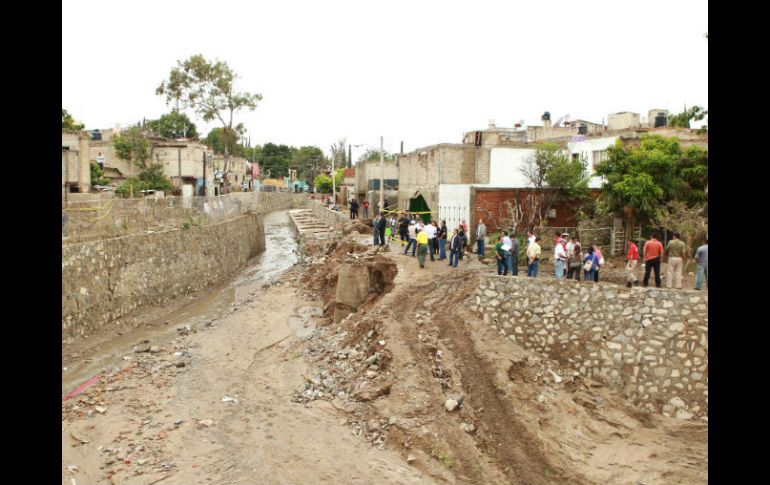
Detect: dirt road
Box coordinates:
(62, 215, 707, 484)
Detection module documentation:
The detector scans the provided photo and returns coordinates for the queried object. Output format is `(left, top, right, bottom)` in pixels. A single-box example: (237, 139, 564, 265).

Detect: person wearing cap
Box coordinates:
(625, 238, 640, 287)
(404, 220, 418, 256)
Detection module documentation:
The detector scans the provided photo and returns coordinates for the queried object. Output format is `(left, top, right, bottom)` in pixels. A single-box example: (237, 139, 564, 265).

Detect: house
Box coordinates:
(62, 131, 92, 197)
(353, 159, 399, 208)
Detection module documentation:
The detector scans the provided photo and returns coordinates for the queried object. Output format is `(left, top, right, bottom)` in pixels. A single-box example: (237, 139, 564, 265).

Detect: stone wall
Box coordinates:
(471, 276, 708, 418)
(307, 199, 348, 226)
(61, 193, 307, 339)
(62, 212, 264, 339)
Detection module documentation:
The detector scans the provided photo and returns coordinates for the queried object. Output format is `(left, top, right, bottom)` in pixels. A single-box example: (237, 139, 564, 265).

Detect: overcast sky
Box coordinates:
(62, 0, 707, 160)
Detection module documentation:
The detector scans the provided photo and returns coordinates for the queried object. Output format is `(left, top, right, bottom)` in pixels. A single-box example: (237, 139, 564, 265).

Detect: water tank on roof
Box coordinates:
(91, 130, 102, 141)
(578, 123, 588, 135)
(654, 113, 668, 128)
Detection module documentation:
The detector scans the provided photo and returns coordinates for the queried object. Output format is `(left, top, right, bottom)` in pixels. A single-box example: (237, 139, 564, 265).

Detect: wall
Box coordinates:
(438, 184, 471, 230)
(307, 199, 348, 226)
(471, 276, 708, 418)
(62, 212, 265, 338)
(608, 112, 641, 130)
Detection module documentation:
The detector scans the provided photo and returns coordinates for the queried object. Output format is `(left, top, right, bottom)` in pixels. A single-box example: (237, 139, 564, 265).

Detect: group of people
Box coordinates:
(628, 232, 708, 290)
(348, 198, 370, 220)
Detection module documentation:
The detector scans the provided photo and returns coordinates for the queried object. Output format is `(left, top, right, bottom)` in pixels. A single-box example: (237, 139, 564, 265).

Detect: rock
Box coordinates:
(406, 454, 417, 464)
(149, 346, 161, 353)
(675, 409, 693, 420)
(669, 397, 687, 409)
(460, 422, 476, 433)
(445, 399, 459, 412)
(174, 361, 186, 368)
(352, 377, 393, 402)
(94, 406, 107, 414)
(197, 419, 214, 427)
(134, 344, 151, 353)
(537, 394, 546, 403)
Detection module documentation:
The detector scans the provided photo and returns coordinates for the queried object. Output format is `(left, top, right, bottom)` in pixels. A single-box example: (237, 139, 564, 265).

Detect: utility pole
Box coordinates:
(177, 147, 182, 188)
(380, 136, 384, 215)
(202, 151, 207, 197)
(331, 147, 336, 206)
(348, 144, 352, 169)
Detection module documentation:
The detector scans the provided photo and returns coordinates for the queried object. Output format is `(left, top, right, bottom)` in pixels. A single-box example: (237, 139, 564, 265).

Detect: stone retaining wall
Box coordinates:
(62, 213, 265, 339)
(307, 199, 348, 226)
(471, 276, 708, 418)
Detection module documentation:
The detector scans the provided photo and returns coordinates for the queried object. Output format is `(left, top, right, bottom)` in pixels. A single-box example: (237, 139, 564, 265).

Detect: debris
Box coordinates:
(94, 406, 107, 414)
(548, 369, 563, 384)
(406, 454, 417, 464)
(150, 346, 161, 353)
(222, 396, 238, 403)
(69, 431, 90, 445)
(537, 394, 546, 403)
(66, 464, 78, 473)
(445, 399, 459, 412)
(197, 419, 214, 427)
(460, 422, 476, 433)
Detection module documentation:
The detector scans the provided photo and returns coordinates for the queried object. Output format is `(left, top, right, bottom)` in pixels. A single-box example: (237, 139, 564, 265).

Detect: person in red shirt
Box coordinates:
(642, 232, 665, 288)
(625, 238, 640, 287)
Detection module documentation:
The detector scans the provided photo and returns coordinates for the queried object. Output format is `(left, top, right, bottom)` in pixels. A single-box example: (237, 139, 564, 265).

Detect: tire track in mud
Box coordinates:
(419, 273, 587, 485)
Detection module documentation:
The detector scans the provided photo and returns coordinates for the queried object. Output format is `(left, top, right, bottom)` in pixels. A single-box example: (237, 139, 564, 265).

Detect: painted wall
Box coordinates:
(438, 184, 471, 230)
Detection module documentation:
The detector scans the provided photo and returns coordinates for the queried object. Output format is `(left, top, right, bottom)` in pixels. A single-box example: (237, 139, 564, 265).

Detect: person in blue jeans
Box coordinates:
(526, 236, 541, 277)
(449, 229, 463, 267)
(404, 221, 417, 256)
(494, 235, 507, 275)
(438, 220, 448, 260)
(476, 219, 487, 257)
(694, 237, 708, 290)
(372, 214, 380, 245)
(583, 246, 599, 281)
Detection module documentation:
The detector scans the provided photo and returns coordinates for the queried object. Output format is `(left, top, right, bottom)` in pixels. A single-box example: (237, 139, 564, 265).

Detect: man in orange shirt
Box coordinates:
(642, 232, 664, 288)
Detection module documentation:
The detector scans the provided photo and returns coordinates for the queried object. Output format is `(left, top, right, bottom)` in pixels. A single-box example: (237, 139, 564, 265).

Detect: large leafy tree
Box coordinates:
(292, 146, 325, 183)
(156, 55, 262, 190)
(146, 111, 198, 139)
(519, 142, 590, 229)
(113, 127, 150, 168)
(358, 147, 395, 162)
(203, 127, 246, 157)
(668, 105, 708, 128)
(62, 109, 84, 131)
(253, 143, 293, 178)
(594, 134, 708, 228)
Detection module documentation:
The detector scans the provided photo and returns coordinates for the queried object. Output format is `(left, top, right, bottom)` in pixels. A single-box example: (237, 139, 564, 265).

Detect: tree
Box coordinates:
(146, 111, 198, 139)
(90, 162, 111, 186)
(62, 109, 84, 131)
(668, 105, 708, 128)
(254, 143, 293, 178)
(113, 127, 150, 168)
(519, 142, 590, 229)
(203, 127, 246, 157)
(156, 55, 262, 190)
(358, 147, 395, 162)
(292, 146, 325, 183)
(314, 174, 333, 194)
(594, 134, 708, 231)
(654, 201, 708, 261)
(331, 138, 348, 167)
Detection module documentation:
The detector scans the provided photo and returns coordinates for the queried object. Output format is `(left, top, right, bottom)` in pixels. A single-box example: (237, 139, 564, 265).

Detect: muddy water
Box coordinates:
(62, 210, 299, 395)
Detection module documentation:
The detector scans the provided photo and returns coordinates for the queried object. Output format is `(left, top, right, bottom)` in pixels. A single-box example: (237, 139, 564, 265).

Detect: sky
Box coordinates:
(62, 0, 707, 161)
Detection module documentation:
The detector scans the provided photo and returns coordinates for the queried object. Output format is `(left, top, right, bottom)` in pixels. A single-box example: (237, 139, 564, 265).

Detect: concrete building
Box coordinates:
(608, 111, 641, 131)
(353, 158, 399, 209)
(62, 131, 92, 196)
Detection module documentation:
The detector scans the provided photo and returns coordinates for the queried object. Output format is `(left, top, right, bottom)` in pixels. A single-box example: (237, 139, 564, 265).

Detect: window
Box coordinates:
(592, 150, 607, 167)
(571, 153, 579, 162)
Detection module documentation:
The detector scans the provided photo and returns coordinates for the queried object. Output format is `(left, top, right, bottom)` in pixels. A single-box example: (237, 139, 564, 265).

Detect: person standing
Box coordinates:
(372, 214, 381, 246)
(642, 232, 665, 288)
(527, 230, 536, 249)
(495, 235, 507, 275)
(476, 219, 487, 257)
(416, 228, 429, 268)
(362, 199, 369, 219)
(399, 213, 410, 243)
(625, 238, 640, 287)
(554, 237, 568, 280)
(438, 220, 448, 260)
(567, 236, 582, 281)
(666, 232, 688, 289)
(349, 199, 359, 220)
(96, 152, 105, 169)
(449, 229, 463, 268)
(583, 246, 599, 281)
(563, 233, 573, 278)
(404, 221, 417, 256)
(458, 227, 468, 261)
(501, 232, 513, 274)
(425, 220, 437, 262)
(694, 237, 708, 290)
(389, 214, 397, 242)
(593, 244, 604, 282)
(460, 219, 469, 234)
(527, 237, 541, 277)
(509, 233, 520, 276)
(377, 212, 387, 247)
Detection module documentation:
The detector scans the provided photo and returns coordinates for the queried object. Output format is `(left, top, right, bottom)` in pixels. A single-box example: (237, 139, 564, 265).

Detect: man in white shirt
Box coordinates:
(554, 240, 567, 280)
(527, 230, 536, 248)
(501, 233, 513, 274)
(424, 221, 437, 261)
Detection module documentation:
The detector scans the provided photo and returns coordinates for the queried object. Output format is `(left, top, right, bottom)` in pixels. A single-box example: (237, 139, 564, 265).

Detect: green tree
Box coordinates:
(203, 127, 246, 157)
(292, 146, 325, 182)
(62, 109, 84, 131)
(358, 147, 395, 162)
(156, 55, 262, 188)
(314, 174, 333, 194)
(668, 105, 708, 128)
(146, 111, 198, 139)
(90, 162, 110, 186)
(113, 127, 150, 168)
(254, 143, 293, 178)
(594, 134, 708, 229)
(519, 142, 590, 228)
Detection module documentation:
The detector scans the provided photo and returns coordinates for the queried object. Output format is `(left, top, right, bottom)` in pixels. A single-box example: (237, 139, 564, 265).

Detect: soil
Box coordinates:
(61, 214, 707, 484)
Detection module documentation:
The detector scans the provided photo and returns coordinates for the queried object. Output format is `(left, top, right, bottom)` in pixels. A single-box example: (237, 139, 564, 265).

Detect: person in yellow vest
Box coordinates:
(416, 229, 429, 268)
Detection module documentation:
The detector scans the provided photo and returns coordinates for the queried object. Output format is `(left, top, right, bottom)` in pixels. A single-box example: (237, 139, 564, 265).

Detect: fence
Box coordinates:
(62, 192, 301, 244)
